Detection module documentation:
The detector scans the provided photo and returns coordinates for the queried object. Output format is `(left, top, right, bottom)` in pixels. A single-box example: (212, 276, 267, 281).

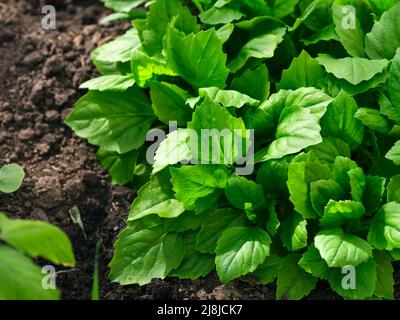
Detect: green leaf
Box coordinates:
(368, 202, 400, 250)
(224, 175, 266, 211)
(141, 0, 199, 56)
(387, 174, 400, 203)
(92, 29, 140, 74)
(349, 167, 366, 202)
(97, 149, 138, 185)
(332, 156, 358, 192)
(379, 92, 400, 124)
(266, 200, 281, 236)
(362, 175, 386, 215)
(109, 224, 185, 285)
(230, 64, 270, 101)
(169, 249, 214, 280)
(101, 0, 148, 12)
(195, 208, 247, 254)
(188, 98, 247, 165)
(365, 3, 400, 59)
(166, 211, 210, 233)
(257, 156, 291, 197)
(128, 171, 185, 221)
(152, 129, 192, 174)
(65, 88, 155, 154)
(228, 28, 286, 73)
(369, 0, 398, 15)
(248, 254, 284, 284)
(320, 91, 364, 150)
(306, 138, 351, 164)
(170, 165, 230, 212)
(298, 245, 329, 280)
(196, 87, 259, 108)
(288, 161, 333, 219)
(268, 0, 300, 18)
(332, 0, 366, 58)
(386, 141, 400, 165)
(0, 246, 60, 300)
(199, 6, 245, 25)
(255, 105, 327, 162)
(130, 49, 176, 87)
(290, 0, 327, 31)
(149, 81, 192, 125)
(0, 213, 75, 267)
(301, 24, 339, 46)
(164, 27, 229, 89)
(316, 54, 389, 85)
(100, 12, 143, 24)
(170, 232, 214, 280)
(216, 226, 271, 283)
(373, 250, 394, 300)
(276, 253, 317, 300)
(0, 164, 25, 194)
(328, 259, 376, 300)
(245, 88, 332, 136)
(280, 212, 308, 251)
(355, 108, 392, 134)
(315, 228, 372, 267)
(310, 179, 345, 216)
(324, 70, 389, 96)
(320, 200, 365, 228)
(390, 249, 400, 261)
(388, 48, 400, 110)
(216, 23, 235, 44)
(253, 88, 333, 162)
(277, 50, 325, 90)
(79, 75, 135, 92)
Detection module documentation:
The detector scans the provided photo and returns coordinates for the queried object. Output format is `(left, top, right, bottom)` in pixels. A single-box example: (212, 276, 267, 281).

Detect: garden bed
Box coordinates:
(0, 0, 399, 300)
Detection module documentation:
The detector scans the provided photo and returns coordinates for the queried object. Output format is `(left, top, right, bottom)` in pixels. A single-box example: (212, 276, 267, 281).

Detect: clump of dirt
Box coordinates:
(1, 0, 398, 301)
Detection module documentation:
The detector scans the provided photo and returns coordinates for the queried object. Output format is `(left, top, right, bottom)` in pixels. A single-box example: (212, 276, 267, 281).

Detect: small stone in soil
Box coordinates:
(18, 128, 36, 141)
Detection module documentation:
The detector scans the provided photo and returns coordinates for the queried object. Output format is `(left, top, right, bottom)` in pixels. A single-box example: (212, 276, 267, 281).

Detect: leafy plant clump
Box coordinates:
(0, 164, 75, 300)
(66, 0, 400, 299)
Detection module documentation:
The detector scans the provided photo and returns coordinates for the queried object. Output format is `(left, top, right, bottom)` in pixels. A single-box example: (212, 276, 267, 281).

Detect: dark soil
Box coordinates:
(0, 0, 398, 300)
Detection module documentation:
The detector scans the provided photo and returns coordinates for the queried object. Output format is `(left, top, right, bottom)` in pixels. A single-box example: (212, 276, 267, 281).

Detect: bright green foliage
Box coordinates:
(276, 253, 317, 300)
(164, 27, 229, 89)
(0, 166, 75, 300)
(67, 0, 400, 300)
(128, 171, 185, 221)
(0, 214, 75, 267)
(278, 50, 325, 90)
(0, 212, 75, 299)
(79, 75, 136, 92)
(0, 246, 60, 300)
(109, 223, 185, 285)
(65, 89, 155, 154)
(315, 228, 372, 268)
(316, 54, 389, 85)
(320, 91, 364, 150)
(215, 226, 271, 283)
(365, 3, 400, 59)
(0, 164, 25, 193)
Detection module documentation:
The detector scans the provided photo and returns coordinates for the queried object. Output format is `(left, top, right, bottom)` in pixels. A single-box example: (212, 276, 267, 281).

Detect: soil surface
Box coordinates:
(0, 0, 398, 300)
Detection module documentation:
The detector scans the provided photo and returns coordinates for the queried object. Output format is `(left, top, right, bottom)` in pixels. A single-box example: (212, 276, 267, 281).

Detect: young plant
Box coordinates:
(66, 0, 400, 299)
(0, 164, 75, 300)
(0, 164, 25, 194)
